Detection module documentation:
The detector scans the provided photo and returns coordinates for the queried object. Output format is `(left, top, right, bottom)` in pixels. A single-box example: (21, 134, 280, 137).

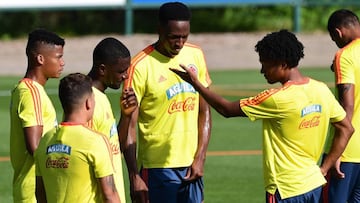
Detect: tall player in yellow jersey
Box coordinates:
(171, 30, 354, 203)
(35, 73, 137, 203)
(10, 28, 65, 203)
(322, 9, 360, 203)
(87, 37, 134, 203)
(118, 2, 212, 203)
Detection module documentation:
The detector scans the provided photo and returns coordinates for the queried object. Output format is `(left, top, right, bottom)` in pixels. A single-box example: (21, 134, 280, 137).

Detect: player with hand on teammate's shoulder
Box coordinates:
(171, 29, 354, 203)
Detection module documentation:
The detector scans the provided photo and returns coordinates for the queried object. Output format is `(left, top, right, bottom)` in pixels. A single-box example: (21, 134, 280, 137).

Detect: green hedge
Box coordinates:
(1, 5, 360, 39)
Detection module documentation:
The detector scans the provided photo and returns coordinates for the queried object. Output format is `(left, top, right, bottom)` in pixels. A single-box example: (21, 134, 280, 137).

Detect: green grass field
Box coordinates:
(0, 67, 334, 202)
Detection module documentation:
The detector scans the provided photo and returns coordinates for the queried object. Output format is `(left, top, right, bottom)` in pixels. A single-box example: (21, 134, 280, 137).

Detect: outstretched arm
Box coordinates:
(170, 64, 246, 118)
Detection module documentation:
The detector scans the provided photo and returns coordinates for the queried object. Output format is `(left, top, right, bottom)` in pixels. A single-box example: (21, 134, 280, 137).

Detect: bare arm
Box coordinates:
(320, 117, 354, 176)
(337, 84, 354, 120)
(24, 126, 43, 155)
(185, 94, 211, 181)
(322, 83, 355, 178)
(98, 175, 121, 203)
(118, 87, 138, 148)
(35, 176, 47, 203)
(118, 107, 148, 203)
(170, 65, 246, 118)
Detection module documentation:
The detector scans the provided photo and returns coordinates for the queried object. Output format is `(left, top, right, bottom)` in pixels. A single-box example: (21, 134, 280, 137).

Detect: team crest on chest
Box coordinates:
(188, 64, 198, 75)
(158, 75, 167, 83)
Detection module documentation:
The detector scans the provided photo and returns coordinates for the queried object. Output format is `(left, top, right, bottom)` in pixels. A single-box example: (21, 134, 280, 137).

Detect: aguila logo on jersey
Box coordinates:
(166, 82, 196, 99)
(47, 144, 71, 155)
(109, 123, 117, 138)
(301, 104, 321, 117)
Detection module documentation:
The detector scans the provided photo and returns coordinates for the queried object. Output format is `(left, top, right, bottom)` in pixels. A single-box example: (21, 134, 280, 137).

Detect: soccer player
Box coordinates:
(171, 29, 354, 203)
(87, 37, 135, 203)
(322, 9, 360, 203)
(118, 2, 212, 203)
(9, 28, 65, 203)
(34, 73, 123, 202)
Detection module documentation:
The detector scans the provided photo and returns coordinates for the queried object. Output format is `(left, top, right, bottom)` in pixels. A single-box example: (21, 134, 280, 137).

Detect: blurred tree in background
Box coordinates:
(1, 5, 360, 39)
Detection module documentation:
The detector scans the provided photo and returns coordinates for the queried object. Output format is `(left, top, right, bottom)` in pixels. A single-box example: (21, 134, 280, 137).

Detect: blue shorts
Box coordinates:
(266, 186, 322, 203)
(141, 167, 204, 203)
(321, 161, 360, 203)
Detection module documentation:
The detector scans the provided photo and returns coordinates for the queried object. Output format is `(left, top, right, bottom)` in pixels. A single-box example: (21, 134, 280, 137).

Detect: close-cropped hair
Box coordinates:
(92, 37, 130, 67)
(255, 29, 304, 68)
(25, 28, 65, 57)
(327, 9, 360, 32)
(158, 1, 191, 25)
(59, 73, 93, 114)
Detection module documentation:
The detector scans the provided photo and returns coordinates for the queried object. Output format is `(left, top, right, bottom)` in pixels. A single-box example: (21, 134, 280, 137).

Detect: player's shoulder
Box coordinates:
(184, 42, 202, 51)
(131, 45, 156, 64)
(308, 77, 328, 88)
(82, 125, 108, 139)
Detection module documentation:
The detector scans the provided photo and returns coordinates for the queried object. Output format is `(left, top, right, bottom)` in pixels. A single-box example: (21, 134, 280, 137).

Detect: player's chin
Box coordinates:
(51, 72, 62, 78)
(109, 84, 121, 90)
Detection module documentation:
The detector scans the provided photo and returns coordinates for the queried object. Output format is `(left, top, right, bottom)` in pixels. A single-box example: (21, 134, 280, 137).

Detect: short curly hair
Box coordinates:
(255, 29, 304, 68)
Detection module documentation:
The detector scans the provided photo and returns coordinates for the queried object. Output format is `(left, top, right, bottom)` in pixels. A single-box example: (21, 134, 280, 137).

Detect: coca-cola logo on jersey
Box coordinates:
(168, 97, 196, 114)
(46, 157, 69, 168)
(299, 115, 320, 129)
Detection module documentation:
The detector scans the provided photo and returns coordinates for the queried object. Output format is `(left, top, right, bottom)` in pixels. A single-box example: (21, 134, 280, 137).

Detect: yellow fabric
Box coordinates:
(330, 38, 360, 162)
(127, 43, 211, 168)
(35, 123, 114, 203)
(10, 78, 57, 203)
(240, 78, 346, 199)
(89, 87, 126, 203)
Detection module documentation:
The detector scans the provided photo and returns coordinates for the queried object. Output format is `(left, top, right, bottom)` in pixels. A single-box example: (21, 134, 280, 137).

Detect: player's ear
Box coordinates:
(98, 64, 106, 76)
(335, 28, 343, 39)
(85, 93, 95, 111)
(36, 54, 44, 65)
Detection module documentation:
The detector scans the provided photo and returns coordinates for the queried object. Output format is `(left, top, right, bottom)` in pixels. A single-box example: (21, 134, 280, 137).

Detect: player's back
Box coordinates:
(35, 123, 114, 203)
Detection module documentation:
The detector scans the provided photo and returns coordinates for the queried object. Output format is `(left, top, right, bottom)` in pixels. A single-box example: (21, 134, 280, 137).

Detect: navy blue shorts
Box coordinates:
(266, 186, 322, 203)
(141, 167, 204, 203)
(322, 161, 360, 203)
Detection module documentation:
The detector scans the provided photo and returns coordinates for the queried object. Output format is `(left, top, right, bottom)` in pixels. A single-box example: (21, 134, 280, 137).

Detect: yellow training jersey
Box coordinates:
(10, 78, 57, 203)
(126, 43, 212, 168)
(88, 87, 126, 203)
(34, 122, 114, 203)
(331, 38, 360, 163)
(240, 78, 346, 199)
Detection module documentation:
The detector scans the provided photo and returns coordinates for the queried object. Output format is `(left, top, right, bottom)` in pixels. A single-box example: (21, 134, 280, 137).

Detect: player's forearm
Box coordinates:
(118, 115, 132, 152)
(100, 176, 121, 203)
(123, 141, 139, 176)
(321, 120, 353, 172)
(24, 126, 43, 155)
(195, 97, 212, 164)
(35, 176, 47, 203)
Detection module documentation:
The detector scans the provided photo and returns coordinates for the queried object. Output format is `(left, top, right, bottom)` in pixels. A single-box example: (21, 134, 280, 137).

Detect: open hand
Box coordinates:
(169, 64, 197, 85)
